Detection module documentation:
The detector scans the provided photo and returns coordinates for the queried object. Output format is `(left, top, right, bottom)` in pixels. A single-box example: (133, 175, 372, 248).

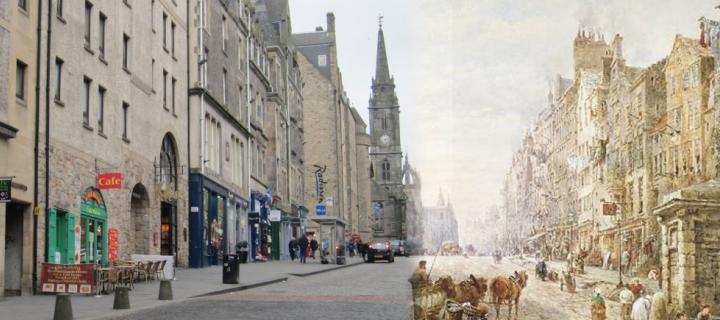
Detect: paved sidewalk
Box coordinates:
(0, 257, 364, 320)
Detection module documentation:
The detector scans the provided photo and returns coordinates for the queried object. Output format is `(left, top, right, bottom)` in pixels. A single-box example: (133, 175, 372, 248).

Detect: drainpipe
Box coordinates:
(32, 0, 43, 295)
(246, 7, 252, 209)
(284, 47, 291, 226)
(186, 0, 191, 265)
(198, 0, 207, 176)
(43, 0, 54, 279)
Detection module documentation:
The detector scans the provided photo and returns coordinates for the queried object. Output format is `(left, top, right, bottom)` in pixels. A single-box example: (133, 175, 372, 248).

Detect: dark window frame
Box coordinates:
(122, 34, 130, 70)
(122, 102, 129, 140)
(16, 60, 27, 101)
(83, 77, 92, 125)
(54, 58, 63, 101)
(99, 13, 107, 58)
(84, 2, 93, 48)
(98, 86, 106, 133)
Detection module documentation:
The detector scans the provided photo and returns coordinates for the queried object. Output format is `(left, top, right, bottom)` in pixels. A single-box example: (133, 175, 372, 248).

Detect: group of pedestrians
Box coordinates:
(592, 277, 713, 320)
(288, 234, 319, 264)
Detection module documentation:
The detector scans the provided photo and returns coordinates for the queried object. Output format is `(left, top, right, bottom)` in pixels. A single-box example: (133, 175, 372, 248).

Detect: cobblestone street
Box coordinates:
(422, 255, 660, 320)
(103, 258, 415, 320)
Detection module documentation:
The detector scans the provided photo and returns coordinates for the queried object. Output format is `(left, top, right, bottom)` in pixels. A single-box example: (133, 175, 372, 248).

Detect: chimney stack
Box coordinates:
(326, 12, 335, 32)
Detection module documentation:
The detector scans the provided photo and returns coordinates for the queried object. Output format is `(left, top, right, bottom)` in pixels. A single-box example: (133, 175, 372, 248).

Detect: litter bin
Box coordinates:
(223, 254, 239, 284)
(336, 244, 346, 265)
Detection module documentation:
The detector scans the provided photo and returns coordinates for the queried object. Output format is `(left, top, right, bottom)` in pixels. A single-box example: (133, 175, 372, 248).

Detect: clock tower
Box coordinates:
(369, 21, 403, 187)
(368, 19, 409, 241)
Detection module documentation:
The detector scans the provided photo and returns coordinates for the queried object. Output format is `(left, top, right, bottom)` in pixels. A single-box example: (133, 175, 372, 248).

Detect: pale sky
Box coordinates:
(289, 0, 718, 245)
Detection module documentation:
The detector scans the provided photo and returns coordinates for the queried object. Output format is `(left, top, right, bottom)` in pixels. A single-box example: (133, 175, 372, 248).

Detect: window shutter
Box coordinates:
(48, 209, 58, 263)
(67, 214, 76, 264)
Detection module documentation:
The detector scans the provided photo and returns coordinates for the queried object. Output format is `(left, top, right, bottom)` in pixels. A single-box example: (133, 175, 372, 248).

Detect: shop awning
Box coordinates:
(310, 216, 347, 226)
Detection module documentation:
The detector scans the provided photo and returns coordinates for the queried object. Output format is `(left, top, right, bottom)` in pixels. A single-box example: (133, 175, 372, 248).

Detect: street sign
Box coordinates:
(269, 210, 281, 222)
(316, 204, 326, 215)
(0, 178, 11, 203)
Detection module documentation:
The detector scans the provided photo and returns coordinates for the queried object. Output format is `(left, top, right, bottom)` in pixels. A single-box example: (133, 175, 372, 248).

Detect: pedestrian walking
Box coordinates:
(288, 237, 297, 261)
(697, 304, 712, 320)
(619, 288, 634, 320)
(622, 249, 631, 275)
(310, 237, 319, 259)
(628, 278, 645, 299)
(631, 292, 651, 320)
(591, 289, 607, 320)
(298, 233, 309, 264)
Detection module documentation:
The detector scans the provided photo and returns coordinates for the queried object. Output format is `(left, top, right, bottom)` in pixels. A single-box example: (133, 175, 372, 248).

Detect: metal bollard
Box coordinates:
(158, 280, 173, 300)
(53, 293, 73, 320)
(113, 287, 131, 309)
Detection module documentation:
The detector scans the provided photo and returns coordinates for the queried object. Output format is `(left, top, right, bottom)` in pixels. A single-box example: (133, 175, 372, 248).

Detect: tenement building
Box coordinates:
(256, 0, 307, 261)
(0, 0, 39, 296)
(38, 0, 190, 272)
(295, 12, 372, 252)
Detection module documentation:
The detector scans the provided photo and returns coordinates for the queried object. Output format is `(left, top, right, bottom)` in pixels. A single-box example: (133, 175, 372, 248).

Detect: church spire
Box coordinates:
(375, 15, 391, 83)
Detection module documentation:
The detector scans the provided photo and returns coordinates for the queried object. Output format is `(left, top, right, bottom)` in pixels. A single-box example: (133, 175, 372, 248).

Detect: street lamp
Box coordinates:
(605, 187, 626, 288)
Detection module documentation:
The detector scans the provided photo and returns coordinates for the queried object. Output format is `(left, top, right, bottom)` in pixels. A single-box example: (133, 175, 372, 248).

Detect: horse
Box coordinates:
(489, 271, 527, 319)
(453, 274, 489, 306)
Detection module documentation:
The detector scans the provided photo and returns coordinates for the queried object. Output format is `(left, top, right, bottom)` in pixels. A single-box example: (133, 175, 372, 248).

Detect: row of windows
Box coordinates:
(84, 1, 131, 70)
(81, 76, 129, 140)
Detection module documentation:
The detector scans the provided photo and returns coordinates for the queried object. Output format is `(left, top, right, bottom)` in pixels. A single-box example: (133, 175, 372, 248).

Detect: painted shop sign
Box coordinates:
(40, 263, 96, 294)
(81, 187, 107, 220)
(313, 164, 327, 203)
(108, 228, 119, 262)
(97, 172, 122, 190)
(0, 178, 11, 203)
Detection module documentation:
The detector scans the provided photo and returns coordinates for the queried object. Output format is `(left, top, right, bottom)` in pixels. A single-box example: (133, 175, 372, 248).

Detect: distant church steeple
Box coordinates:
(375, 15, 391, 83)
(437, 188, 445, 207)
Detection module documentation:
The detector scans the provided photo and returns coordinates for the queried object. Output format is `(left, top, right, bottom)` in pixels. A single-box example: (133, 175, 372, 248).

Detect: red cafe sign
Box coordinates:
(97, 173, 122, 190)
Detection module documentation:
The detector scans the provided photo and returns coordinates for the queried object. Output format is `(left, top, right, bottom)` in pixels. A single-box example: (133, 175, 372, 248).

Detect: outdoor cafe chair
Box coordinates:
(134, 261, 149, 282)
(155, 260, 167, 280)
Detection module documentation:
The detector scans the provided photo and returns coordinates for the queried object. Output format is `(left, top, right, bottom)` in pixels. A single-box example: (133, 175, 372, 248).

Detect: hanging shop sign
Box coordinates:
(0, 178, 11, 203)
(97, 172, 122, 190)
(40, 263, 97, 294)
(602, 203, 618, 216)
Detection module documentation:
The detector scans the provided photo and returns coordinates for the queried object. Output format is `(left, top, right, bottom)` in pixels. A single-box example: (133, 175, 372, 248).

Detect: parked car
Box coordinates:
(389, 240, 409, 257)
(367, 242, 394, 263)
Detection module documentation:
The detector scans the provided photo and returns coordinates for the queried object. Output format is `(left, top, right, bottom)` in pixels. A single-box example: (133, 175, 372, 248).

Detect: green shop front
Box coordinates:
(47, 187, 108, 266)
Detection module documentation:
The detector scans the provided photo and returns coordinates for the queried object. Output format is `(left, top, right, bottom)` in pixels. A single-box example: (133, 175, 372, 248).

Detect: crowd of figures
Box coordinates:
(409, 260, 529, 320)
(530, 252, 713, 320)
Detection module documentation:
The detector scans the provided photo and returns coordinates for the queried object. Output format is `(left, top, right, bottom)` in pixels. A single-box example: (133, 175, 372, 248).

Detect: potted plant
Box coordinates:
(236, 241, 249, 264)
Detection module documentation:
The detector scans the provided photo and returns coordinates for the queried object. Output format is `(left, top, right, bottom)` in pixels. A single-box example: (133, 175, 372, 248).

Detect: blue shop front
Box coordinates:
(189, 175, 249, 268)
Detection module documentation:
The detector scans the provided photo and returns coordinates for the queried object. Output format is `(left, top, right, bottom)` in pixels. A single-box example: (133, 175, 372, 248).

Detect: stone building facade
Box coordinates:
(0, 0, 39, 296)
(294, 13, 372, 248)
(35, 0, 190, 273)
(423, 190, 458, 252)
(256, 0, 306, 260)
(503, 17, 720, 316)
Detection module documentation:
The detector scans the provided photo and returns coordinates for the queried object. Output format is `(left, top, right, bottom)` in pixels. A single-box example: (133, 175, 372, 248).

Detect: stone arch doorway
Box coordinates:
(159, 133, 178, 258)
(131, 183, 150, 255)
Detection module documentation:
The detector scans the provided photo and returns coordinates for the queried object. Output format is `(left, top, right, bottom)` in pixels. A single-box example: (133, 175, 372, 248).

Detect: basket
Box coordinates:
(413, 286, 445, 320)
(461, 303, 489, 320)
(443, 299, 464, 320)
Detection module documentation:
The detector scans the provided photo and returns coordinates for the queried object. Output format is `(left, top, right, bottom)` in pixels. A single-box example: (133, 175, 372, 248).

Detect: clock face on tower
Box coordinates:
(380, 134, 391, 146)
